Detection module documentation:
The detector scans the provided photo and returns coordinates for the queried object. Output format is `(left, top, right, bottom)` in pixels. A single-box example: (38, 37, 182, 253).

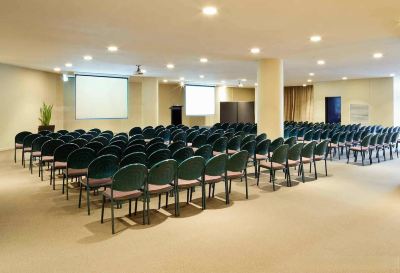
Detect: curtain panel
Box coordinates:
(284, 85, 314, 121)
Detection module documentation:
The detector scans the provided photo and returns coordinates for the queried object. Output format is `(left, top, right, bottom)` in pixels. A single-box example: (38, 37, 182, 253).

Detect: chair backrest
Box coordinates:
(146, 142, 168, 156)
(255, 139, 270, 155)
(87, 155, 119, 180)
(75, 129, 86, 135)
(128, 138, 146, 146)
(241, 140, 256, 157)
(38, 130, 52, 136)
(130, 134, 144, 141)
(147, 159, 177, 185)
(54, 143, 79, 163)
(346, 131, 355, 142)
(173, 132, 187, 143)
(147, 137, 164, 147)
(167, 141, 185, 155)
(97, 145, 122, 159)
(87, 131, 99, 137)
(312, 130, 322, 141)
(91, 136, 109, 146)
(390, 132, 399, 143)
(194, 144, 213, 161)
(123, 144, 146, 156)
(242, 134, 255, 145)
(369, 134, 378, 146)
(67, 131, 81, 139)
(70, 138, 88, 147)
(57, 130, 69, 135)
(289, 128, 298, 138)
(213, 137, 228, 153)
(147, 149, 171, 168)
(270, 144, 289, 164)
(111, 135, 128, 144)
(330, 132, 340, 144)
(89, 128, 101, 134)
(84, 141, 104, 154)
(204, 153, 228, 176)
(338, 132, 348, 143)
(207, 133, 221, 145)
(31, 136, 52, 152)
(360, 135, 371, 147)
(256, 133, 267, 144)
(99, 133, 113, 141)
(58, 135, 74, 143)
(284, 136, 296, 148)
(192, 134, 207, 148)
(227, 150, 248, 172)
(288, 143, 304, 161)
(79, 134, 94, 141)
(102, 130, 114, 137)
(47, 132, 62, 139)
(110, 140, 126, 150)
(301, 141, 316, 158)
(315, 140, 329, 157)
(111, 164, 147, 194)
(41, 139, 65, 157)
(186, 131, 199, 144)
(143, 128, 156, 139)
(158, 129, 171, 142)
(172, 147, 194, 164)
(178, 156, 205, 181)
(120, 152, 147, 168)
(23, 134, 41, 150)
(67, 147, 96, 170)
(320, 129, 330, 140)
(303, 130, 313, 141)
(15, 131, 32, 145)
(377, 134, 386, 145)
(234, 131, 246, 140)
(129, 127, 142, 136)
(270, 137, 284, 152)
(227, 135, 242, 151)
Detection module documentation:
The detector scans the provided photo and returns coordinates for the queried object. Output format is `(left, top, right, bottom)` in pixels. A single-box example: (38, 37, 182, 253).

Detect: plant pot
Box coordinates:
(38, 125, 55, 133)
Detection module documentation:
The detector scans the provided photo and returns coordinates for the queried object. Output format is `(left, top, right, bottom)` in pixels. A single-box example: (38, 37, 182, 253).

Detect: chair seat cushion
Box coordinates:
(42, 156, 54, 162)
(82, 177, 112, 187)
(187, 143, 192, 147)
(350, 146, 368, 151)
(297, 137, 304, 141)
(64, 168, 87, 177)
(23, 147, 32, 152)
(15, 143, 23, 148)
(227, 149, 238, 155)
(32, 151, 41, 157)
(301, 157, 312, 163)
(287, 159, 299, 167)
(148, 184, 173, 194)
(213, 151, 223, 156)
(314, 155, 324, 161)
(329, 143, 338, 148)
(226, 171, 242, 179)
(192, 147, 198, 152)
(103, 188, 142, 200)
(254, 154, 267, 160)
(178, 179, 200, 188)
(54, 161, 67, 169)
(204, 175, 223, 184)
(259, 162, 285, 170)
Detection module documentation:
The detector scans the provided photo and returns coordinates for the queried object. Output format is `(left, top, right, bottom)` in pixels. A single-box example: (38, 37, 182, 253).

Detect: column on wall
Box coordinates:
(141, 77, 159, 127)
(256, 59, 284, 139)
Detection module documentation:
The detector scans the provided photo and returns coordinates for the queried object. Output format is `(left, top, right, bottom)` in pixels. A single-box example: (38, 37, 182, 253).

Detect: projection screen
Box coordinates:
(75, 75, 128, 119)
(185, 85, 215, 116)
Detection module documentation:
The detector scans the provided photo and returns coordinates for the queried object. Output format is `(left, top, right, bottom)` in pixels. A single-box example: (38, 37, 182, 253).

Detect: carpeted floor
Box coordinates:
(1, 149, 400, 273)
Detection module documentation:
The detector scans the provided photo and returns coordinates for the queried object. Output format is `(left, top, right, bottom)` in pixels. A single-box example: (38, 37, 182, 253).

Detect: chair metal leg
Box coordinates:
(224, 177, 229, 204)
(324, 159, 328, 176)
(129, 200, 132, 217)
(134, 198, 138, 215)
(86, 186, 91, 215)
(165, 192, 169, 208)
(78, 183, 82, 208)
(111, 199, 115, 234)
(101, 195, 105, 223)
(313, 161, 317, 179)
(244, 170, 248, 199)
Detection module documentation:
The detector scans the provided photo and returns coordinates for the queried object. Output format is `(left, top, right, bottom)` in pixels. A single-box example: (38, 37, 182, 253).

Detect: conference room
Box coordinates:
(1, 1, 400, 272)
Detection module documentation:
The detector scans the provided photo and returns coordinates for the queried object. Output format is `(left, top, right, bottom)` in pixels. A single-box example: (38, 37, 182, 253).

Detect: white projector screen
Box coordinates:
(75, 75, 128, 119)
(185, 85, 215, 116)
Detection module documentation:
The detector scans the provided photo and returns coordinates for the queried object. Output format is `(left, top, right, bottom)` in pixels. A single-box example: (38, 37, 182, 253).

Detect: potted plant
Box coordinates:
(38, 102, 55, 132)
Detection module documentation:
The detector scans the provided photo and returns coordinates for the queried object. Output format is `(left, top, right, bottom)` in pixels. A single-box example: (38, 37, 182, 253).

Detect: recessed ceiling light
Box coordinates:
(142, 69, 147, 74)
(62, 74, 68, 82)
(221, 80, 226, 84)
(254, 83, 258, 87)
(202, 6, 218, 16)
(163, 79, 168, 83)
(390, 73, 396, 77)
(65, 63, 72, 67)
(307, 79, 312, 83)
(250, 48, 260, 54)
(180, 82, 185, 87)
(241, 79, 247, 82)
(342, 77, 348, 80)
(310, 35, 322, 42)
(53, 67, 61, 72)
(199, 75, 205, 79)
(107, 45, 118, 52)
(373, 52, 383, 59)
(166, 63, 175, 69)
(317, 60, 325, 65)
(179, 77, 185, 81)
(309, 72, 315, 76)
(200, 58, 208, 63)
(83, 55, 92, 61)
(303, 84, 307, 87)
(238, 83, 243, 87)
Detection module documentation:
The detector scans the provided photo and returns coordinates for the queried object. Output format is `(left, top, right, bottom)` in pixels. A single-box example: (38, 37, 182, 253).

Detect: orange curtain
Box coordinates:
(284, 85, 314, 121)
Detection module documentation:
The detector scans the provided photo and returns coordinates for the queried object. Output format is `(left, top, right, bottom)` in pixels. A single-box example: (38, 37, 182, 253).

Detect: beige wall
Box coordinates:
(313, 78, 394, 126)
(0, 64, 63, 150)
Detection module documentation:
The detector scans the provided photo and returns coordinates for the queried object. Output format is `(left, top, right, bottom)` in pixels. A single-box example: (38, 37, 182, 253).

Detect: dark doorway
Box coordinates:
(220, 102, 255, 123)
(325, 97, 341, 123)
(170, 106, 183, 125)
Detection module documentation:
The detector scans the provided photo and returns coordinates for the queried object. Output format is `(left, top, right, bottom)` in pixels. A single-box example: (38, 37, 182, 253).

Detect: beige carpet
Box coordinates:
(1, 149, 400, 273)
